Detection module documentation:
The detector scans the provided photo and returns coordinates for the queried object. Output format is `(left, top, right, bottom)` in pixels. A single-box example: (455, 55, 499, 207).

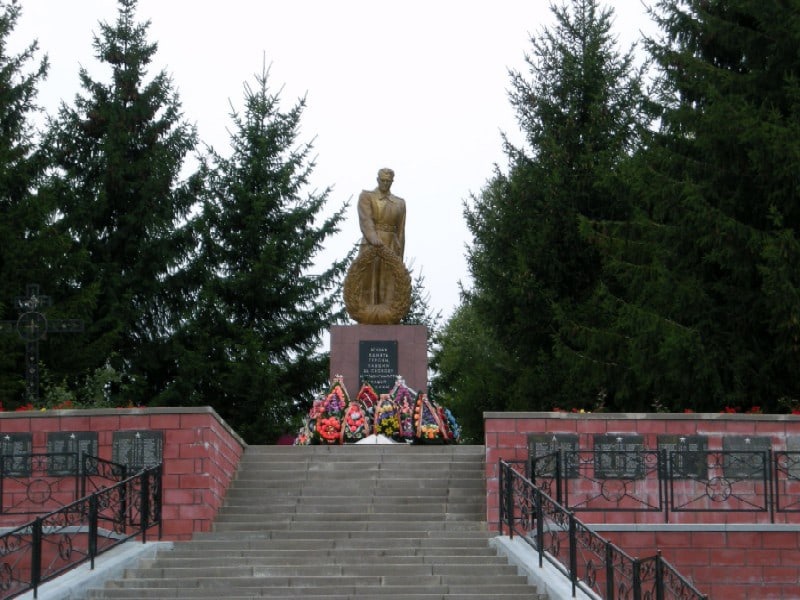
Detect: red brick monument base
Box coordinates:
(329, 324, 428, 395)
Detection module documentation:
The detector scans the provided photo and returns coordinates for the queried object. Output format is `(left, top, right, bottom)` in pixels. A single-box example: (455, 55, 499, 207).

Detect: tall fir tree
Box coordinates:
(0, 1, 55, 405)
(456, 0, 648, 413)
(173, 64, 349, 443)
(41, 0, 198, 405)
(568, 0, 800, 412)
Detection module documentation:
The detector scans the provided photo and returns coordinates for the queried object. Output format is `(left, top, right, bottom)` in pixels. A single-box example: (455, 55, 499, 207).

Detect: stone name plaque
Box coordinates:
(785, 437, 800, 479)
(359, 340, 398, 394)
(527, 433, 579, 478)
(0, 432, 33, 477)
(658, 435, 708, 479)
(46, 431, 99, 476)
(112, 430, 163, 471)
(722, 436, 771, 480)
(593, 434, 645, 479)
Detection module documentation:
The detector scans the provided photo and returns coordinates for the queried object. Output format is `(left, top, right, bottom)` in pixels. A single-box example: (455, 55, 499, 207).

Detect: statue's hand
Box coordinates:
(368, 235, 384, 247)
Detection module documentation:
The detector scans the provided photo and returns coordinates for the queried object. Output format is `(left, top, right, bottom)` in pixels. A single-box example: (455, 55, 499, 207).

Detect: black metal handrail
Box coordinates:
(0, 463, 161, 599)
(528, 449, 800, 523)
(0, 454, 127, 516)
(500, 459, 708, 600)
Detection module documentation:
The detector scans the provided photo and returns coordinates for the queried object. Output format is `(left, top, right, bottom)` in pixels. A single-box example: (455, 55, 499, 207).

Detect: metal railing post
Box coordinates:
(535, 487, 544, 568)
(505, 462, 514, 538)
(655, 551, 665, 600)
(555, 450, 563, 506)
(633, 558, 642, 600)
(498, 461, 506, 534)
(141, 470, 151, 543)
(569, 513, 577, 597)
(31, 517, 42, 598)
(89, 494, 98, 569)
(606, 541, 614, 599)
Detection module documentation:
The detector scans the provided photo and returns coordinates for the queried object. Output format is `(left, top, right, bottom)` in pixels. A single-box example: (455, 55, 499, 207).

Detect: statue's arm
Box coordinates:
(357, 190, 382, 246)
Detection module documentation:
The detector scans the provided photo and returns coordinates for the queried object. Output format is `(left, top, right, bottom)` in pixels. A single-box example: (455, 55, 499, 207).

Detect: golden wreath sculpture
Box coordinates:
(343, 244, 412, 324)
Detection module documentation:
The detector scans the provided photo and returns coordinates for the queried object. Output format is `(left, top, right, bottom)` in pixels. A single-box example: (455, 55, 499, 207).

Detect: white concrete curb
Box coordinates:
(17, 540, 174, 600)
(490, 535, 598, 600)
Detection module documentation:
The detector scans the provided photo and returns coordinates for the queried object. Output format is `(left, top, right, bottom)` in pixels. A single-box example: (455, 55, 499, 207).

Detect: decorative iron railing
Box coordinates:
(499, 460, 707, 600)
(528, 449, 800, 523)
(0, 454, 126, 516)
(0, 463, 161, 599)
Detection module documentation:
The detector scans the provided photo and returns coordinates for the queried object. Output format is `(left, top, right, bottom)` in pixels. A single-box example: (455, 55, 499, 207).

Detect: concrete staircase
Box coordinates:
(86, 444, 545, 599)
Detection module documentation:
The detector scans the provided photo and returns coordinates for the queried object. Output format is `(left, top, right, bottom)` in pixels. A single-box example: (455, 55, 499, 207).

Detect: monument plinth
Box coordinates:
(330, 324, 428, 395)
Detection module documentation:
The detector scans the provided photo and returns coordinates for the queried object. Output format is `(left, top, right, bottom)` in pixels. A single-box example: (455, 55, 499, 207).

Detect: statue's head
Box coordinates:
(377, 168, 394, 191)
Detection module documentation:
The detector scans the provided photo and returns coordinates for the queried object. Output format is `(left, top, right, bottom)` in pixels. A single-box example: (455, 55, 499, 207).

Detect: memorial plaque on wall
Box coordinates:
(722, 436, 771, 479)
(46, 431, 99, 476)
(658, 435, 708, 479)
(593, 434, 645, 479)
(359, 340, 398, 394)
(112, 430, 163, 471)
(0, 432, 33, 477)
(786, 437, 800, 479)
(527, 433, 580, 478)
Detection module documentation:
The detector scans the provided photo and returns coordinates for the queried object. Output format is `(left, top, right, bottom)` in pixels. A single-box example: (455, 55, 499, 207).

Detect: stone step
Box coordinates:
(157, 546, 500, 559)
(84, 445, 545, 600)
(138, 552, 513, 568)
(122, 563, 522, 579)
(102, 577, 534, 593)
(215, 501, 474, 513)
(90, 589, 541, 599)
(211, 521, 486, 533)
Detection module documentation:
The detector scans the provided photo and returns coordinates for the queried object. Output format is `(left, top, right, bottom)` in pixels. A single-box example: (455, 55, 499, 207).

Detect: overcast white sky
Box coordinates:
(11, 0, 655, 322)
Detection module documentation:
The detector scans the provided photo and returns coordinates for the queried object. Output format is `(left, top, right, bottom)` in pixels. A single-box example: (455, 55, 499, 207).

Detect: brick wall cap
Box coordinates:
(484, 411, 800, 422)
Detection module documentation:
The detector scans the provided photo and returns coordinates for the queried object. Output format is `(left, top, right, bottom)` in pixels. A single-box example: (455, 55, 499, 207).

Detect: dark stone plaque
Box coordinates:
(46, 431, 99, 475)
(658, 435, 708, 479)
(593, 434, 645, 479)
(0, 432, 33, 477)
(112, 430, 163, 471)
(527, 433, 579, 478)
(722, 436, 771, 480)
(785, 437, 800, 479)
(359, 340, 398, 394)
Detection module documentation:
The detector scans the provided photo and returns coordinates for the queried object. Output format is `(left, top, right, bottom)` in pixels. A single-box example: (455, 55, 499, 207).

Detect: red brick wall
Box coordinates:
(606, 530, 800, 599)
(485, 412, 800, 599)
(0, 407, 245, 540)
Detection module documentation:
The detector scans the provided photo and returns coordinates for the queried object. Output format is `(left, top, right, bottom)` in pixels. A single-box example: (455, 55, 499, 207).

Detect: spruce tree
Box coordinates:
(0, 1, 52, 404)
(41, 0, 198, 405)
(461, 0, 648, 410)
(582, 0, 800, 411)
(174, 64, 349, 443)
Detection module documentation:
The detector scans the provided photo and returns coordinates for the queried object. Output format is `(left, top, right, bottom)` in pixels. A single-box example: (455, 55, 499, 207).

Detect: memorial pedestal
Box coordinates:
(329, 324, 428, 395)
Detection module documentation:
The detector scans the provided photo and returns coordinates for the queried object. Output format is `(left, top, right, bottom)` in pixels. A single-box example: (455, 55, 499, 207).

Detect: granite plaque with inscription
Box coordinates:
(658, 435, 708, 479)
(0, 433, 33, 477)
(722, 436, 771, 480)
(594, 434, 645, 479)
(527, 433, 579, 478)
(112, 430, 163, 471)
(785, 437, 800, 479)
(359, 340, 398, 394)
(46, 431, 99, 476)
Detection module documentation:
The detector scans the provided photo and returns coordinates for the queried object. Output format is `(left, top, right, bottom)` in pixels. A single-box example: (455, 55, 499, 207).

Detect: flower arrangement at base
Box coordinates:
(374, 395, 399, 438)
(389, 377, 417, 442)
(356, 382, 379, 411)
(413, 392, 448, 443)
(317, 415, 342, 444)
(341, 400, 370, 443)
(294, 420, 312, 445)
(323, 376, 350, 417)
(443, 407, 461, 442)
